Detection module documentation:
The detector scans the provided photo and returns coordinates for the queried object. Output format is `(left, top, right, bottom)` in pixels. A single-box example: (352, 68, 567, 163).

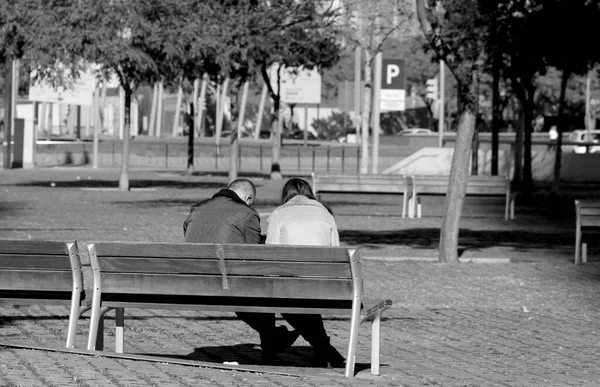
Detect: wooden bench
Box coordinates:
(409, 175, 515, 220)
(0, 240, 87, 348)
(574, 200, 600, 264)
(311, 173, 414, 218)
(85, 241, 392, 378)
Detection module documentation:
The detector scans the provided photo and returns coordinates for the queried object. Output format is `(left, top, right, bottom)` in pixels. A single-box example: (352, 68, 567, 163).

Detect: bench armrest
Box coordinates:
(361, 299, 393, 324)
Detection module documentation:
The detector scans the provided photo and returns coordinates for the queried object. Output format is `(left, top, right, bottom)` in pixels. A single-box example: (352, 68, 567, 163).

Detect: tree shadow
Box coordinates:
(16, 179, 227, 189)
(340, 228, 575, 252)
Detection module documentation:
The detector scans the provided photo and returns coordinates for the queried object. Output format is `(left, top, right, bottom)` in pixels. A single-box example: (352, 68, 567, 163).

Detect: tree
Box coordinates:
(68, 0, 189, 191)
(415, 0, 490, 262)
(539, 0, 600, 193)
(341, 0, 415, 173)
(244, 0, 341, 179)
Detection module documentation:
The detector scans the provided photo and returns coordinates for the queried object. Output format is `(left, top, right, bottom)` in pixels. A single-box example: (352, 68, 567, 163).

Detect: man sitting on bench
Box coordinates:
(183, 179, 299, 364)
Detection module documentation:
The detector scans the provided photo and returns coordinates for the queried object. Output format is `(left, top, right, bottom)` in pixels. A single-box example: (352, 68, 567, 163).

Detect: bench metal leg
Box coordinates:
(66, 296, 82, 349)
(115, 308, 124, 353)
(370, 314, 381, 375)
(95, 314, 105, 351)
(575, 225, 582, 265)
(345, 312, 361, 378)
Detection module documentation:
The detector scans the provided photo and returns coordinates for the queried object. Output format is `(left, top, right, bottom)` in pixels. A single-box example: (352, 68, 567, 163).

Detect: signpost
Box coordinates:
(28, 71, 95, 106)
(380, 59, 406, 112)
(372, 57, 406, 173)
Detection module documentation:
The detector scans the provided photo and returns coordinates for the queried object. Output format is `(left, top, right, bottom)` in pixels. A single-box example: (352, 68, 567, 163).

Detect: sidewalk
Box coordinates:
(1, 167, 599, 386)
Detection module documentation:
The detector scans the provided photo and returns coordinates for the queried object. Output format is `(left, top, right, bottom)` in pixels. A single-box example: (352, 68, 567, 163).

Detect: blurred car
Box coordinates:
(396, 128, 433, 136)
(562, 130, 600, 154)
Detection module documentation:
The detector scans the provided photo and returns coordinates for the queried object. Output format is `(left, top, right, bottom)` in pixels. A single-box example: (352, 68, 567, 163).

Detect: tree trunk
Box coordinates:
(552, 67, 570, 194)
(118, 88, 132, 191)
(439, 77, 478, 262)
(521, 86, 535, 197)
(471, 128, 479, 175)
(491, 39, 501, 176)
(229, 81, 249, 183)
(187, 102, 195, 175)
(359, 49, 372, 174)
(148, 82, 158, 136)
(270, 95, 283, 180)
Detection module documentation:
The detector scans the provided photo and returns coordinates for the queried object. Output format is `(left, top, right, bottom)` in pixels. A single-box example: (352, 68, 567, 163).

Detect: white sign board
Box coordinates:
(271, 65, 321, 105)
(28, 71, 96, 106)
(380, 89, 406, 112)
(380, 59, 406, 112)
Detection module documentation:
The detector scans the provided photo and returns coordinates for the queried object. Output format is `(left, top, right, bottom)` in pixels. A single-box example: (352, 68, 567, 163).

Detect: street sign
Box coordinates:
(380, 59, 406, 111)
(28, 70, 96, 106)
(270, 65, 322, 105)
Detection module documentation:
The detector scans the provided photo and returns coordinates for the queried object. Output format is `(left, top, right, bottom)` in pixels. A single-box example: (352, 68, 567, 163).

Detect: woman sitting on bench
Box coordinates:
(265, 178, 345, 369)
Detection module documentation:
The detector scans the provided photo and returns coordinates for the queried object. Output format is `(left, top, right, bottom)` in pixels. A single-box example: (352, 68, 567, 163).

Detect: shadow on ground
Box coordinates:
(139, 344, 371, 373)
(14, 180, 226, 189)
(340, 228, 577, 252)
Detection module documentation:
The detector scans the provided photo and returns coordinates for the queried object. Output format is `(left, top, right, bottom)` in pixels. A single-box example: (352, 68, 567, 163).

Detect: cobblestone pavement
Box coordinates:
(1, 167, 600, 387)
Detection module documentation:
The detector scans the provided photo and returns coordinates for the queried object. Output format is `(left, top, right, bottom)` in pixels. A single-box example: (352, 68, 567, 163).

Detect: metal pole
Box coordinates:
(165, 143, 169, 169)
(354, 47, 361, 144)
(371, 52, 382, 173)
(93, 86, 99, 168)
(438, 60, 445, 148)
(3, 58, 13, 169)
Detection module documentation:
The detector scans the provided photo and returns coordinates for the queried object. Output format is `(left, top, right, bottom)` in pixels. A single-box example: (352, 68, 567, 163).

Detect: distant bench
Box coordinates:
(311, 173, 515, 220)
(574, 200, 600, 264)
(85, 241, 393, 378)
(410, 175, 515, 220)
(311, 173, 414, 218)
(0, 240, 88, 348)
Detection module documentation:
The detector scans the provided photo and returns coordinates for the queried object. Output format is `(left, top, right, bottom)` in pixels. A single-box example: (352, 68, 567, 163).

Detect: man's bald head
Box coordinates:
(228, 179, 256, 206)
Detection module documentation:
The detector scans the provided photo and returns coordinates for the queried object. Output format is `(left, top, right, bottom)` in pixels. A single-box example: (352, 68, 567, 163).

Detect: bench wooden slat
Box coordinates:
(0, 240, 69, 255)
(580, 208, 600, 216)
(0, 255, 72, 270)
(96, 258, 352, 278)
(0, 270, 73, 291)
(98, 302, 356, 315)
(316, 184, 406, 193)
(99, 273, 354, 300)
(581, 218, 600, 227)
(91, 242, 351, 262)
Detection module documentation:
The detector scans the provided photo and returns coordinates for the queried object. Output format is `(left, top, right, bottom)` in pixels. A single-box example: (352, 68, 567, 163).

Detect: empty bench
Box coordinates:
(574, 200, 600, 264)
(311, 173, 414, 218)
(0, 240, 87, 348)
(85, 241, 392, 378)
(410, 175, 515, 220)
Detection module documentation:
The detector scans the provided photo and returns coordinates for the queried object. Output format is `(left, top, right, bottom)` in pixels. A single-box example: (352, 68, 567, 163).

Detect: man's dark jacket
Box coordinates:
(183, 189, 261, 244)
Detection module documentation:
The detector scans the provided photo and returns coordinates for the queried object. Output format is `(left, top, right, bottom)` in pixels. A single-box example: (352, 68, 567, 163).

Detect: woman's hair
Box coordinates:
(281, 178, 318, 204)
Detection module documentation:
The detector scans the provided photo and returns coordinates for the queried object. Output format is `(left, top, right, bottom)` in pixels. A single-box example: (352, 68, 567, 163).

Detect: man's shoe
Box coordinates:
(260, 326, 299, 365)
(310, 345, 345, 369)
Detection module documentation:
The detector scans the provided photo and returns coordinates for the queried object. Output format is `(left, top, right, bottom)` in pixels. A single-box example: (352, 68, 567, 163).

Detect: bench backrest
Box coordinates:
(311, 173, 408, 194)
(88, 242, 363, 307)
(412, 175, 509, 195)
(576, 200, 600, 228)
(0, 240, 81, 303)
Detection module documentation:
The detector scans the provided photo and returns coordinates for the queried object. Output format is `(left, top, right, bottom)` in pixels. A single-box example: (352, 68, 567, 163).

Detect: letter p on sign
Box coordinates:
(386, 65, 400, 85)
(381, 59, 405, 90)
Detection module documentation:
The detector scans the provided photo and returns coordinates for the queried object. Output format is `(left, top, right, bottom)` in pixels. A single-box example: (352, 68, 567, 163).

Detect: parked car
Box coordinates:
(562, 130, 600, 154)
(396, 128, 433, 136)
